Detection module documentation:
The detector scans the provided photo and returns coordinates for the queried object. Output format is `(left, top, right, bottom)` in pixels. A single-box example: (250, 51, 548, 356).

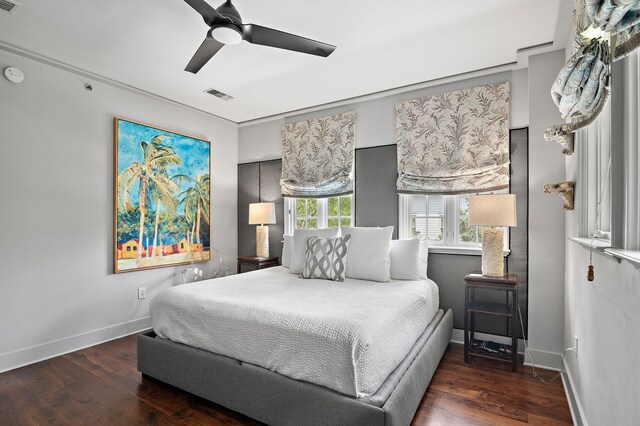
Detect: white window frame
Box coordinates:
(284, 195, 354, 235)
(576, 99, 612, 244)
(399, 193, 509, 255)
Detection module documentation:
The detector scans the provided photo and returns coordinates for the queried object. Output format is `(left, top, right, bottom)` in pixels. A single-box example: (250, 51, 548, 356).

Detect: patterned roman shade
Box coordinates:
(396, 82, 510, 195)
(280, 112, 356, 198)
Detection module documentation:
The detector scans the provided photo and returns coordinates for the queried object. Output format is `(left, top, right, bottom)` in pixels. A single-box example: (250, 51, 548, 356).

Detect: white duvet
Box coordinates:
(151, 266, 439, 397)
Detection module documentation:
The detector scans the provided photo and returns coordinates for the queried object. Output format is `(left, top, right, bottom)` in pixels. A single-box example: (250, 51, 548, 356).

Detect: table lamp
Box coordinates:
(249, 202, 276, 258)
(469, 194, 517, 277)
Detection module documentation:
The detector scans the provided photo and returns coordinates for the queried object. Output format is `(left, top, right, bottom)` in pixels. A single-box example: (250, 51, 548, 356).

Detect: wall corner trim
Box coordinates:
(0, 317, 151, 374)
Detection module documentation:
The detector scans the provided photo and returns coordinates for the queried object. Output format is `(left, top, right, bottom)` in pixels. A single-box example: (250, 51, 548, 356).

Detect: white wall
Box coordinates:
(564, 243, 640, 425)
(0, 48, 238, 372)
(562, 60, 640, 425)
(239, 70, 529, 163)
(527, 49, 567, 367)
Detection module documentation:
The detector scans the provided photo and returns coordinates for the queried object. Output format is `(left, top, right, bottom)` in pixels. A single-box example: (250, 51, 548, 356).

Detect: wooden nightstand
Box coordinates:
(464, 273, 518, 372)
(237, 256, 280, 273)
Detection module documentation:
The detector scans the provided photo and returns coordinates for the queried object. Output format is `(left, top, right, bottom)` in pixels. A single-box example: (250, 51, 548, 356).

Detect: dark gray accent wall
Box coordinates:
(237, 128, 528, 337)
(355, 145, 398, 239)
(509, 128, 529, 338)
(259, 160, 285, 261)
(238, 163, 259, 258)
(237, 160, 285, 261)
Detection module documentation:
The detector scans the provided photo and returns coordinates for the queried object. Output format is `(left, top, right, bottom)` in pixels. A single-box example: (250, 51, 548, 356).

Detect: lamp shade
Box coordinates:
(249, 202, 276, 225)
(469, 194, 517, 227)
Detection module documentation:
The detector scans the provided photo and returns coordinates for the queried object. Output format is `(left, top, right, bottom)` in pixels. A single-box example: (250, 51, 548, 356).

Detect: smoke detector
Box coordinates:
(0, 0, 21, 15)
(4, 67, 24, 83)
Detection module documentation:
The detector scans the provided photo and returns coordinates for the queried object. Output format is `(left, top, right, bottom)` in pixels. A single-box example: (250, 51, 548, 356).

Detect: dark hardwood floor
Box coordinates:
(0, 334, 572, 425)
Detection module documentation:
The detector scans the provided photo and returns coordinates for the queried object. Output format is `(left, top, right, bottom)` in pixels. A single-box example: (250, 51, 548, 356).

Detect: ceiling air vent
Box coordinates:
(0, 0, 21, 15)
(204, 88, 233, 101)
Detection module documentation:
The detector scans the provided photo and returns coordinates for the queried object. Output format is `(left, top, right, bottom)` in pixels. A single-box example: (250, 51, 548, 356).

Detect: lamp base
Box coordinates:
(256, 225, 269, 258)
(481, 227, 504, 277)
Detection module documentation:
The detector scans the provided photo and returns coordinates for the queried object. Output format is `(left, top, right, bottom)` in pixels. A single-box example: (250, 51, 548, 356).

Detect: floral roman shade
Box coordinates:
(280, 112, 355, 198)
(396, 82, 510, 195)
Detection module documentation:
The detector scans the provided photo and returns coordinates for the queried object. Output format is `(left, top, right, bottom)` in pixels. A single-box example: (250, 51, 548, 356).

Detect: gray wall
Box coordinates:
(239, 70, 529, 163)
(527, 50, 566, 366)
(0, 48, 239, 372)
(237, 128, 529, 338)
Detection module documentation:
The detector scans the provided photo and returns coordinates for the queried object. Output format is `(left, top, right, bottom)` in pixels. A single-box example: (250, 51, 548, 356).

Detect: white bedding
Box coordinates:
(150, 266, 439, 397)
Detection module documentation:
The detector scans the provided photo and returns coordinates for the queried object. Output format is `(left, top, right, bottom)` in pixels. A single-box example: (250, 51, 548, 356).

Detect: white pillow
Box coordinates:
(290, 227, 339, 274)
(281, 234, 293, 268)
(418, 238, 429, 279)
(341, 226, 394, 282)
(390, 238, 420, 280)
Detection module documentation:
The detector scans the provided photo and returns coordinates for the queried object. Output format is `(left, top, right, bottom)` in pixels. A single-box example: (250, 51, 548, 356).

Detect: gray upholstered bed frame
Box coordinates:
(137, 308, 453, 426)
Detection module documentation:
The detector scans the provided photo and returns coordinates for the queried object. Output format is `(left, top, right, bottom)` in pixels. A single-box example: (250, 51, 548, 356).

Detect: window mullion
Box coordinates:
(318, 198, 327, 228)
(445, 196, 456, 246)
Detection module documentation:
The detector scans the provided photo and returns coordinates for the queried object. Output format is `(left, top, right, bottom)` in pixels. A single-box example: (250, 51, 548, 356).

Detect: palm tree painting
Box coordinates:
(114, 118, 211, 273)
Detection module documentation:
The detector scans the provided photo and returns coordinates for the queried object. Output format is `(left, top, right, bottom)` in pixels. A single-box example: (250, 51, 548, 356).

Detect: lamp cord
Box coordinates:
(518, 305, 575, 384)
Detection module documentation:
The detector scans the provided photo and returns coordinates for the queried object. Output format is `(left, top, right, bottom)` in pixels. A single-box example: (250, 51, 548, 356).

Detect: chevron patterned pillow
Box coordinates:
(300, 234, 351, 282)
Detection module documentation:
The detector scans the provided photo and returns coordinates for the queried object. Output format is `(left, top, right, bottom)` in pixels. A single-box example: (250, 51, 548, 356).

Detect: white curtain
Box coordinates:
(395, 82, 510, 195)
(280, 112, 356, 198)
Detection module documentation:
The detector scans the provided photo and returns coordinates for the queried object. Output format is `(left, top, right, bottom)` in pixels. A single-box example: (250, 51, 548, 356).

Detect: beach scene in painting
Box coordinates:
(115, 119, 210, 272)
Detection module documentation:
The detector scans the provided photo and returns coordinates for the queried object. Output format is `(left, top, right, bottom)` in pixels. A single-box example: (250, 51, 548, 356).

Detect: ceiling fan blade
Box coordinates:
(242, 24, 336, 57)
(185, 36, 225, 73)
(183, 0, 228, 26)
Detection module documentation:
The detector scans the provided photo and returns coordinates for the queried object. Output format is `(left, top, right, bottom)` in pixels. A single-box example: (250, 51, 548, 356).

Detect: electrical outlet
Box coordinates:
(138, 287, 146, 300)
(574, 335, 579, 355)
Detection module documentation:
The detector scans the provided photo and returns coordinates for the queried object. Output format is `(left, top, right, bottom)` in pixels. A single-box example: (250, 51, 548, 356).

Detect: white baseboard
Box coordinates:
(0, 317, 151, 374)
(523, 347, 563, 371)
(562, 357, 588, 426)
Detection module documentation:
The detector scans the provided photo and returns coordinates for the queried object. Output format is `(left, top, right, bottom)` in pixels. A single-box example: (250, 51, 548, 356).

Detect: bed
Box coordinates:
(138, 266, 452, 426)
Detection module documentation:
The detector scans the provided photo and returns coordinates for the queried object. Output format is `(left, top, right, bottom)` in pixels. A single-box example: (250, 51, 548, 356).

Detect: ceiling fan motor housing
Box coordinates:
(215, 0, 242, 25)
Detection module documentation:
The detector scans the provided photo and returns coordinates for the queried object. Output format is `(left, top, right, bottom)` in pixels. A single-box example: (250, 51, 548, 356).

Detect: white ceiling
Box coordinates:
(0, 0, 563, 123)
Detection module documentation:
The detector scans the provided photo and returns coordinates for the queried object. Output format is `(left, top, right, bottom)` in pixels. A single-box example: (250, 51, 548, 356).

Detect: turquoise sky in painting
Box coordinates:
(117, 119, 210, 211)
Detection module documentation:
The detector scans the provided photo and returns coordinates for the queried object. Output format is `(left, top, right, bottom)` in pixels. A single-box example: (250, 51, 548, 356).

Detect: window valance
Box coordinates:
(551, 36, 610, 120)
(396, 82, 510, 195)
(586, 0, 640, 59)
(545, 1, 640, 143)
(280, 111, 356, 198)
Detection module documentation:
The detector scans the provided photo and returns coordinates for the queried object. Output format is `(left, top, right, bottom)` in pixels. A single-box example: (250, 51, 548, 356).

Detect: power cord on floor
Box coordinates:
(518, 305, 575, 384)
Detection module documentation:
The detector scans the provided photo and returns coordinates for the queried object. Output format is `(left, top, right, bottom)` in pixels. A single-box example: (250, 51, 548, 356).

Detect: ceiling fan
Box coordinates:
(182, 0, 337, 73)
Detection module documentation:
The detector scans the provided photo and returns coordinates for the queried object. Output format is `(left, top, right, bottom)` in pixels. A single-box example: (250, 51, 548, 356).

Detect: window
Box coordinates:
(295, 198, 318, 229)
(126, 246, 131, 252)
(285, 195, 353, 234)
(577, 98, 612, 241)
(327, 196, 352, 228)
(400, 193, 507, 253)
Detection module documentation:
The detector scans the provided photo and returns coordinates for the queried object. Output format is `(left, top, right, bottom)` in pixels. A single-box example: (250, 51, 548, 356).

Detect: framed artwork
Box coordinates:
(114, 118, 211, 273)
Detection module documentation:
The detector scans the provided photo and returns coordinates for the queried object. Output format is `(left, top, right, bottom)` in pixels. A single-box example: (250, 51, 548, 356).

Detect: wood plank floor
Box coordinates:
(0, 335, 572, 425)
